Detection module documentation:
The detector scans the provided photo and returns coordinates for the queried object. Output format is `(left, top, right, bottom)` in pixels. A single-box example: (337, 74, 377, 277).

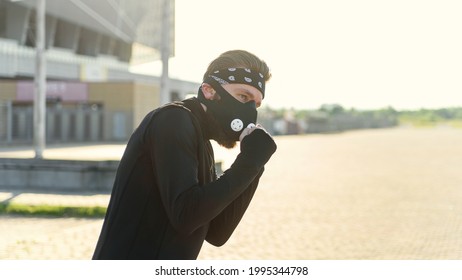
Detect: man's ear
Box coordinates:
(201, 83, 217, 100)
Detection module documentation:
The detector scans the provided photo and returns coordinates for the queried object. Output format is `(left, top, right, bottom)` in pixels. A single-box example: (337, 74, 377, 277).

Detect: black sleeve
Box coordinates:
(205, 128, 277, 246)
(148, 108, 276, 236)
(205, 167, 264, 246)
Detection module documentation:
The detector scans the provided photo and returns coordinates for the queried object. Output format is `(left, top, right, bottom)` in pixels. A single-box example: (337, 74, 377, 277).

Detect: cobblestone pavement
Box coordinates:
(1, 127, 462, 259)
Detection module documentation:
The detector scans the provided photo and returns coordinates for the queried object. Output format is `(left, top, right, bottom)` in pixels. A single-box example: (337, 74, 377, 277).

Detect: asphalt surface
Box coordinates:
(1, 127, 462, 259)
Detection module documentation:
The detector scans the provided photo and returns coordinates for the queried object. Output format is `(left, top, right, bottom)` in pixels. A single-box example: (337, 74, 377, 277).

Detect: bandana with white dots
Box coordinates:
(209, 68, 266, 98)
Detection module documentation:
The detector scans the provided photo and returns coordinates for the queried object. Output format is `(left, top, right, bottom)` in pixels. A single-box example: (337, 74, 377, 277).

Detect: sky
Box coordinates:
(131, 0, 462, 110)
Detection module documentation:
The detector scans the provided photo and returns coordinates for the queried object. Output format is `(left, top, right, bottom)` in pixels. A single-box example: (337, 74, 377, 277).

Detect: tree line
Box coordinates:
(258, 105, 462, 135)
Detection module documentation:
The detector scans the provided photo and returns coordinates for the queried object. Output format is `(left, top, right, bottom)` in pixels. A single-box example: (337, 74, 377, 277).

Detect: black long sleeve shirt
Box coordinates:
(93, 98, 276, 259)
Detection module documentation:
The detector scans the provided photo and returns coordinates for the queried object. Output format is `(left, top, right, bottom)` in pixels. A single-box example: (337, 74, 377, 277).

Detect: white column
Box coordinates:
(34, 0, 46, 158)
(159, 0, 171, 105)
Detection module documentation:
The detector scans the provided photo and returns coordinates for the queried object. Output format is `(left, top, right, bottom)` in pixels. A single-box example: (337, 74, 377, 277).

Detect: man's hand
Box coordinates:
(238, 123, 277, 167)
(239, 123, 272, 142)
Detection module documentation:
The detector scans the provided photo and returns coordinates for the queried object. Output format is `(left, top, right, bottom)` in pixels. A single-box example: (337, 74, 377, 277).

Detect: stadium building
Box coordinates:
(0, 0, 198, 144)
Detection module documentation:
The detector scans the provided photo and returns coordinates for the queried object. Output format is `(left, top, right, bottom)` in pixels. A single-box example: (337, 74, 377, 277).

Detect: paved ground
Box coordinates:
(1, 127, 462, 259)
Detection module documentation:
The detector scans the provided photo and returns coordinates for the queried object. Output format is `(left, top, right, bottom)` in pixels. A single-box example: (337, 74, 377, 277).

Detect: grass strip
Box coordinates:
(0, 202, 106, 218)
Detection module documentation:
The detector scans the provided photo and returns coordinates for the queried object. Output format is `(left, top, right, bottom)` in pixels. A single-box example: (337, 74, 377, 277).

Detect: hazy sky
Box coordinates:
(132, 0, 462, 110)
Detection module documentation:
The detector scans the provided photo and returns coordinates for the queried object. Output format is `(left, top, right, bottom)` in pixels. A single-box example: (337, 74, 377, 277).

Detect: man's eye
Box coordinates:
(239, 95, 249, 102)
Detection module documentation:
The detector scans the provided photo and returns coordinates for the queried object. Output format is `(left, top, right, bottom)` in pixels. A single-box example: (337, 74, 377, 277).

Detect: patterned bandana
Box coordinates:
(209, 68, 266, 98)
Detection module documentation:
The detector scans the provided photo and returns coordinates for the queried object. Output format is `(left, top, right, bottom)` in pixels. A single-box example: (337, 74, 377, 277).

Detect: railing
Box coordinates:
(0, 101, 13, 144)
(0, 102, 104, 145)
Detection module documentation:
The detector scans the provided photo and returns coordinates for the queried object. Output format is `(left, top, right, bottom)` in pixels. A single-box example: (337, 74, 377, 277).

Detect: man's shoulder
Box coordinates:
(139, 102, 191, 125)
(153, 103, 194, 124)
(157, 101, 192, 113)
(140, 103, 198, 137)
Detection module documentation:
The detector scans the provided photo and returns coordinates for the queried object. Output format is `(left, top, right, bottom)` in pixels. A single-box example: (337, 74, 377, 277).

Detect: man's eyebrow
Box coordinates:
(239, 87, 262, 106)
(241, 89, 254, 95)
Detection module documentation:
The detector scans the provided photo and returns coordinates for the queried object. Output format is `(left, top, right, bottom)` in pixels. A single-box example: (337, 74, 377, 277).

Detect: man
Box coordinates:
(93, 50, 277, 259)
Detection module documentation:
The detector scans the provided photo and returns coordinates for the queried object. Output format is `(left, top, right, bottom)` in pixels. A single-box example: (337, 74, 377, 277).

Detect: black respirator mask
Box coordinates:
(197, 68, 266, 141)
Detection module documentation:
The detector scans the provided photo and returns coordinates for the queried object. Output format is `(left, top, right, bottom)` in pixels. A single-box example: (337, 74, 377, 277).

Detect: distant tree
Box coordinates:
(319, 104, 344, 115)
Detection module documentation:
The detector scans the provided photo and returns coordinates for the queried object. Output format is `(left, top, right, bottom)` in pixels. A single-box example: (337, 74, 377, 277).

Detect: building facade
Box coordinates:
(0, 0, 199, 144)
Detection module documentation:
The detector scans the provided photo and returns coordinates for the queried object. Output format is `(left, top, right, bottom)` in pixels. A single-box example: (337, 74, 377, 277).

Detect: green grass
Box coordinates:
(398, 118, 462, 128)
(447, 120, 462, 128)
(0, 203, 107, 218)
